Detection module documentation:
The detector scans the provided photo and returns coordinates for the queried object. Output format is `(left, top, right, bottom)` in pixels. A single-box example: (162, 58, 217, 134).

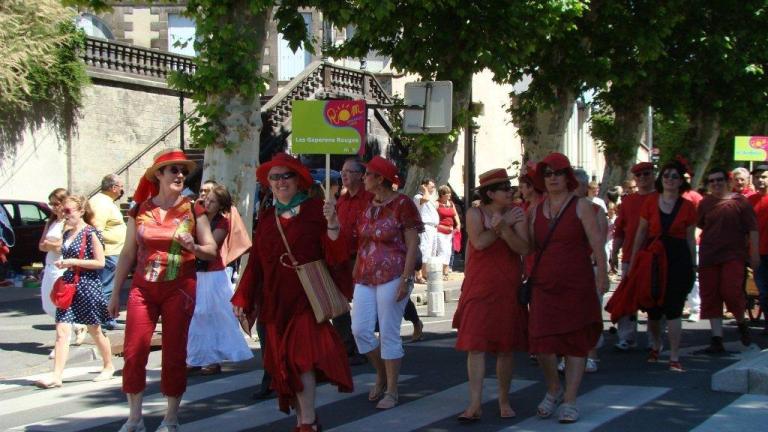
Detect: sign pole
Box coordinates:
(325, 154, 331, 201)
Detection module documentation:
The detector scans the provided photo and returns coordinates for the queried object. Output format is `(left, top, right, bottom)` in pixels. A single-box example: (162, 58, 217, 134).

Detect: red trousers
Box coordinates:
(699, 260, 746, 320)
(122, 277, 195, 397)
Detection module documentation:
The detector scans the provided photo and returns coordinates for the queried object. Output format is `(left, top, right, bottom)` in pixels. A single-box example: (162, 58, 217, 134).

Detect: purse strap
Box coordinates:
(70, 227, 89, 285)
(274, 210, 299, 268)
(529, 196, 575, 281)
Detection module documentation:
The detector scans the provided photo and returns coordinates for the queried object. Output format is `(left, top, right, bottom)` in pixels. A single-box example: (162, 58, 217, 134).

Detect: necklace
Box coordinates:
(546, 195, 571, 229)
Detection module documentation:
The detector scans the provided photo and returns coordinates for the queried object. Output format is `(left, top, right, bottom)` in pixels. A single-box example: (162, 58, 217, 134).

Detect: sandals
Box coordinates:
(117, 419, 146, 432)
(558, 402, 580, 423)
(155, 420, 180, 432)
(536, 389, 564, 418)
(414, 276, 427, 284)
(457, 410, 481, 423)
(34, 380, 62, 389)
(499, 404, 516, 419)
(376, 392, 398, 410)
(200, 364, 222, 376)
(368, 383, 386, 402)
(93, 367, 115, 382)
(647, 348, 660, 363)
(669, 360, 685, 372)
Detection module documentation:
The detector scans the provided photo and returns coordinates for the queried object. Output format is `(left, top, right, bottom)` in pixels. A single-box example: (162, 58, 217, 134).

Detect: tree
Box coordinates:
(0, 0, 88, 159)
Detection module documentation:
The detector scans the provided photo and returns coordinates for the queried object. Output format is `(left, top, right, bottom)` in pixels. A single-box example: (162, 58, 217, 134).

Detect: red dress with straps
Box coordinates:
(529, 199, 603, 357)
(232, 198, 351, 413)
(452, 209, 528, 353)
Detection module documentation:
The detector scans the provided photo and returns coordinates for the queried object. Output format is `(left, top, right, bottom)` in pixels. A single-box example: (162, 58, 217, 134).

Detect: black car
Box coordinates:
(0, 200, 52, 272)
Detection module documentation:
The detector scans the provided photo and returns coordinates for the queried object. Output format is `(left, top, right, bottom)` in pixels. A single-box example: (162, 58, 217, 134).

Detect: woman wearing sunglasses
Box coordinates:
(35, 195, 115, 389)
(453, 168, 529, 422)
(528, 153, 606, 424)
(697, 168, 758, 353)
(110, 149, 217, 432)
(233, 152, 352, 432)
(630, 158, 697, 372)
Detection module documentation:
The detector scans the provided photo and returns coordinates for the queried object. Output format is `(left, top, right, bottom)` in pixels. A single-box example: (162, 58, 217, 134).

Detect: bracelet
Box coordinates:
(327, 225, 340, 231)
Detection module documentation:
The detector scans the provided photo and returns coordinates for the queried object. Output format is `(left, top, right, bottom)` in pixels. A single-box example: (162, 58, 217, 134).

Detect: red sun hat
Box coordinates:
(631, 162, 654, 174)
(534, 152, 579, 192)
(475, 168, 515, 190)
(364, 156, 401, 186)
(133, 149, 198, 205)
(256, 152, 313, 190)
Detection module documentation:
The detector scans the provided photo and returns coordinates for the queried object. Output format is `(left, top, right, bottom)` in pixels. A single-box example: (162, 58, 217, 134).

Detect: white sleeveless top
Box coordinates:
(44, 219, 66, 266)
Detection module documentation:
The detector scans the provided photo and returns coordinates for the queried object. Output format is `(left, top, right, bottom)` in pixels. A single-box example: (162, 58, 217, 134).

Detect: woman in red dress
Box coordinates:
(528, 153, 606, 424)
(436, 185, 460, 279)
(232, 153, 351, 432)
(453, 168, 529, 422)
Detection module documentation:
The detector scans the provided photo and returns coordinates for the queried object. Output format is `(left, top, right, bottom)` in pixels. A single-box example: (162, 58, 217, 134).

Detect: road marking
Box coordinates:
(690, 394, 768, 432)
(327, 379, 536, 432)
(500, 385, 670, 431)
(0, 366, 108, 393)
(8, 370, 262, 432)
(183, 374, 416, 432)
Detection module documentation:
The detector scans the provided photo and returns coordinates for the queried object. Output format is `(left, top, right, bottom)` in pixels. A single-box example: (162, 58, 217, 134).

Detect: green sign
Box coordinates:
(735, 136, 768, 161)
(291, 100, 366, 154)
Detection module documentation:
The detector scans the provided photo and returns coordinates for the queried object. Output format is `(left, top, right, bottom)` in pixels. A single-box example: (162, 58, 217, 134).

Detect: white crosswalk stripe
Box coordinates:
(327, 379, 536, 432)
(690, 394, 768, 432)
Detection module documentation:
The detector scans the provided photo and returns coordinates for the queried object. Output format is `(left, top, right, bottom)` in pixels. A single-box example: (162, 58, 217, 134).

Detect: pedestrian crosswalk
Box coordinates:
(1, 354, 766, 431)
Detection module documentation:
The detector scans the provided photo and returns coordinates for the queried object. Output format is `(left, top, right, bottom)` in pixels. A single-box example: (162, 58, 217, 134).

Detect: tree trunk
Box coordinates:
(686, 111, 721, 188)
(401, 83, 471, 197)
(516, 89, 575, 161)
(200, 7, 270, 234)
(599, 106, 647, 197)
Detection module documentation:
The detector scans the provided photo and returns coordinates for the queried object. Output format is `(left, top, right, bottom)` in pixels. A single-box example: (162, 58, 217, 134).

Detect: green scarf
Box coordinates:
(274, 192, 309, 214)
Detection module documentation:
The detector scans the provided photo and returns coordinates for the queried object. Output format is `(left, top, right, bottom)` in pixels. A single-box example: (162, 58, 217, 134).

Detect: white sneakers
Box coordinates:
(557, 358, 598, 373)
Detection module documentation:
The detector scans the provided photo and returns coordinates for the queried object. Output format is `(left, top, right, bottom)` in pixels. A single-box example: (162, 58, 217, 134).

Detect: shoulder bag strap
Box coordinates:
(660, 197, 683, 237)
(274, 210, 299, 267)
(72, 227, 89, 285)
(528, 196, 575, 281)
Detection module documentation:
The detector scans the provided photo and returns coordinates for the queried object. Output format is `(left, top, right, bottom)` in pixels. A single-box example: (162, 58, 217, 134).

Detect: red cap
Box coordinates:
(256, 152, 313, 190)
(365, 156, 401, 186)
(534, 152, 579, 192)
(631, 162, 654, 174)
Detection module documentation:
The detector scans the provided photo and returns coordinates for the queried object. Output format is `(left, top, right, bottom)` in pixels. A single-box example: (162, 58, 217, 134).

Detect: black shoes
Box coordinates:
(251, 384, 274, 400)
(704, 336, 725, 354)
(737, 322, 752, 346)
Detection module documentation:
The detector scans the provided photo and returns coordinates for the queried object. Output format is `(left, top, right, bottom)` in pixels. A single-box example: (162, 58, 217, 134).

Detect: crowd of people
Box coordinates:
(26, 148, 766, 431)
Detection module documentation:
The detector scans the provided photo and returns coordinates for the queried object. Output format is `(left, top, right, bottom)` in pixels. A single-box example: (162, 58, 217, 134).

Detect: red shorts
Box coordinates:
(699, 260, 746, 319)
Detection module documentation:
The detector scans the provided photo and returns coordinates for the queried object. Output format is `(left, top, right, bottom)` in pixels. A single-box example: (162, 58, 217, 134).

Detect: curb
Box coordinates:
(712, 346, 768, 394)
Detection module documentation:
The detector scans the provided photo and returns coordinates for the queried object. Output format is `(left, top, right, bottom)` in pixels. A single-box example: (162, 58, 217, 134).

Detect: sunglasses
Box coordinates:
(167, 165, 189, 176)
(543, 169, 568, 178)
(62, 207, 79, 215)
(48, 201, 61, 207)
(662, 173, 681, 180)
(707, 176, 726, 184)
(635, 171, 653, 177)
(268, 172, 297, 181)
(364, 171, 381, 177)
(341, 169, 362, 174)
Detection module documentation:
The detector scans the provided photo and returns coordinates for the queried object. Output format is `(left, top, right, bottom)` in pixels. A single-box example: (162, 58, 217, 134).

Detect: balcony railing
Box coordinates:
(81, 37, 196, 80)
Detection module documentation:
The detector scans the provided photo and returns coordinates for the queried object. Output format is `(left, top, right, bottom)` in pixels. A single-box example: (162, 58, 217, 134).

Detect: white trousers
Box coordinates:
(351, 277, 410, 360)
(419, 225, 437, 262)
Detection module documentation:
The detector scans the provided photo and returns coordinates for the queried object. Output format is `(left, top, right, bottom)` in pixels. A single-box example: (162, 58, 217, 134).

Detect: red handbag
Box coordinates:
(50, 228, 88, 309)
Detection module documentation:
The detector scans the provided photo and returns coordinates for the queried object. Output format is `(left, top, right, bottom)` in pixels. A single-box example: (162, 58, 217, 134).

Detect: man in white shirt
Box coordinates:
(414, 178, 439, 283)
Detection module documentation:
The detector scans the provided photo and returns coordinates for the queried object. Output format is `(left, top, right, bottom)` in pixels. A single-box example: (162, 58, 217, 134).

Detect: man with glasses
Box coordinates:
(610, 162, 655, 351)
(88, 173, 127, 331)
(698, 168, 759, 352)
(335, 157, 374, 365)
(748, 164, 768, 335)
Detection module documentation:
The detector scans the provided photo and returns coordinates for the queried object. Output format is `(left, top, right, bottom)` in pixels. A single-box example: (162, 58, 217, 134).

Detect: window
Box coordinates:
(277, 13, 313, 81)
(18, 204, 45, 226)
(168, 14, 197, 56)
(75, 14, 114, 40)
(2, 204, 15, 221)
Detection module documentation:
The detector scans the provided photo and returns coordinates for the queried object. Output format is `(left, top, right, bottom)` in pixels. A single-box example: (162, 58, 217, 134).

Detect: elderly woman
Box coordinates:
(732, 167, 756, 197)
(453, 169, 529, 422)
(436, 185, 460, 279)
(109, 149, 217, 432)
(342, 156, 423, 410)
(528, 153, 606, 424)
(630, 158, 697, 372)
(35, 195, 115, 389)
(233, 152, 352, 432)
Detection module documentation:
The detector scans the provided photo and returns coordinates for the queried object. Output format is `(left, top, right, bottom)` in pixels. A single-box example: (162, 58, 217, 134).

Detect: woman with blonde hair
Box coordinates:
(35, 195, 115, 389)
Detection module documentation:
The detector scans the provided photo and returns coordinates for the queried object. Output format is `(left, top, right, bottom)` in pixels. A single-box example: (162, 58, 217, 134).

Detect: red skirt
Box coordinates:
(264, 310, 353, 413)
(529, 322, 602, 357)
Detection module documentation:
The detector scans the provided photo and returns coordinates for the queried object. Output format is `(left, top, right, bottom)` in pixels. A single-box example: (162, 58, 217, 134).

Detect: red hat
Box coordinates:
(133, 149, 197, 205)
(631, 162, 654, 174)
(364, 156, 401, 186)
(256, 152, 313, 190)
(475, 168, 515, 190)
(534, 152, 579, 192)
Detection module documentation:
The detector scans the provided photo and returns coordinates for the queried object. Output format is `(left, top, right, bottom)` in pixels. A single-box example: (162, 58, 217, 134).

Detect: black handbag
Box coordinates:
(518, 196, 575, 306)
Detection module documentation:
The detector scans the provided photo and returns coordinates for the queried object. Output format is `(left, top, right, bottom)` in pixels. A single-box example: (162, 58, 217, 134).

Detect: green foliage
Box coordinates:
(0, 1, 88, 158)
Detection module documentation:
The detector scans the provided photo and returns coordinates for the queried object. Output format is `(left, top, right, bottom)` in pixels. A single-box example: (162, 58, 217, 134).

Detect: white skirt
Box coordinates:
(435, 231, 453, 265)
(187, 270, 254, 366)
(40, 264, 65, 317)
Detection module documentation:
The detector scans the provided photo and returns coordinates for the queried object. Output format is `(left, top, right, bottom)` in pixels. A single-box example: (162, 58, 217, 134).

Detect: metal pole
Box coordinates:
(647, 105, 653, 162)
(180, 94, 185, 149)
(464, 87, 474, 209)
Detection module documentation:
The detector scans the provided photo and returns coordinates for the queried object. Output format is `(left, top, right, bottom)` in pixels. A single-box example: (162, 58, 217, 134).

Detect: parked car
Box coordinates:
(0, 200, 52, 273)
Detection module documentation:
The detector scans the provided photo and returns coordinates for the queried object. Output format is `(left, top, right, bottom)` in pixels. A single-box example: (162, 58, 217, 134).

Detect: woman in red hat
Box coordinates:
(528, 153, 606, 424)
(343, 155, 423, 410)
(452, 168, 529, 422)
(232, 152, 352, 431)
(109, 149, 218, 432)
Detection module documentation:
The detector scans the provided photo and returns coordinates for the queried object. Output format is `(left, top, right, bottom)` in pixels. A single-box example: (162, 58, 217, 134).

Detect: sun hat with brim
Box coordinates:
(631, 162, 654, 174)
(534, 152, 579, 192)
(143, 149, 197, 182)
(256, 152, 313, 190)
(751, 164, 768, 174)
(364, 156, 401, 186)
(474, 168, 516, 190)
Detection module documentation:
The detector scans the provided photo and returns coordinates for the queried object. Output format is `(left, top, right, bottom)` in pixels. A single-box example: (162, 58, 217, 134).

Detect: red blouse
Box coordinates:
(354, 194, 424, 286)
(639, 193, 697, 239)
(437, 203, 457, 234)
(129, 198, 201, 284)
(203, 214, 229, 272)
